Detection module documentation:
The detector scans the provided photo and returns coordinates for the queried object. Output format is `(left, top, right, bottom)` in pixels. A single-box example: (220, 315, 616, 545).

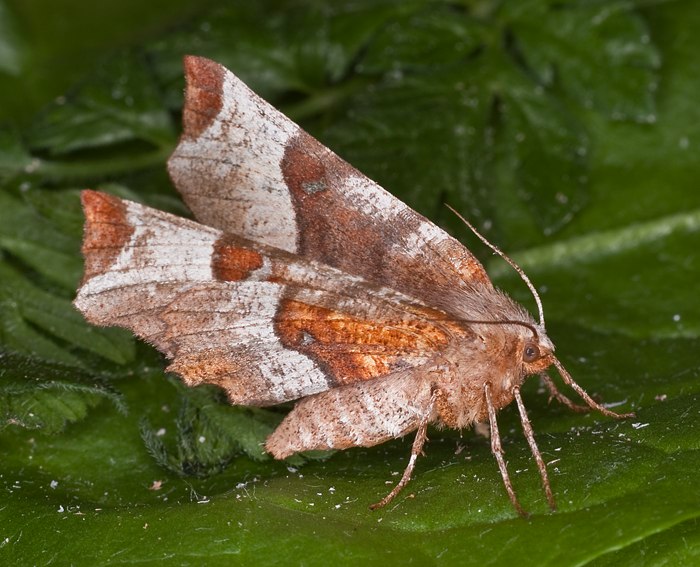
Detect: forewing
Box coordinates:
(74, 191, 470, 406)
(167, 56, 491, 309)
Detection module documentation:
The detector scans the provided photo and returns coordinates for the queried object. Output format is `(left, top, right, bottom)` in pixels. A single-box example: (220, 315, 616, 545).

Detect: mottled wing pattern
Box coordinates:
(167, 56, 491, 310)
(74, 191, 472, 406)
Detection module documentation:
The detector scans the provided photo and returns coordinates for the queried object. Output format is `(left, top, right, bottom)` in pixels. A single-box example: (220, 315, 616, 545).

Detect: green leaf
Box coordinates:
(588, 518, 700, 566)
(148, 0, 412, 127)
(0, 371, 697, 564)
(141, 384, 277, 476)
(141, 383, 330, 475)
(0, 52, 176, 183)
(0, 189, 81, 288)
(493, 207, 700, 338)
(0, 188, 135, 365)
(25, 51, 175, 156)
(320, 0, 658, 236)
(357, 2, 484, 72)
(0, 350, 126, 433)
(505, 0, 661, 121)
(0, 128, 33, 181)
(0, 1, 25, 76)
(497, 64, 589, 234)
(322, 68, 497, 223)
(0, 0, 208, 124)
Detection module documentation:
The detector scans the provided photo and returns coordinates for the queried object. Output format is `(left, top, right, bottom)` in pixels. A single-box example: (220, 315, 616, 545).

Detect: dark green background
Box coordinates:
(0, 1, 698, 565)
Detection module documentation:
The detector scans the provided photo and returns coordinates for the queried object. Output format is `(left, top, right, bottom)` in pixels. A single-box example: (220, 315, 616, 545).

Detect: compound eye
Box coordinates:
(523, 342, 540, 363)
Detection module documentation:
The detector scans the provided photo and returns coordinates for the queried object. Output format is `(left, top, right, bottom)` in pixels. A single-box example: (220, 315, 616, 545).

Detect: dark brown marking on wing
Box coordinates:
(280, 131, 491, 307)
(181, 55, 225, 141)
(212, 235, 264, 281)
(281, 131, 399, 277)
(80, 190, 134, 282)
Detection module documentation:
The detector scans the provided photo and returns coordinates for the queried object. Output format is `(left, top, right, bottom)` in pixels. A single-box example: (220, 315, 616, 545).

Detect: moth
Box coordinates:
(74, 56, 632, 515)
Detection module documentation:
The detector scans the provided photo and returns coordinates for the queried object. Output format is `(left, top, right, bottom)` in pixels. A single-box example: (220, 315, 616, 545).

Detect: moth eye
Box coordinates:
(523, 342, 540, 363)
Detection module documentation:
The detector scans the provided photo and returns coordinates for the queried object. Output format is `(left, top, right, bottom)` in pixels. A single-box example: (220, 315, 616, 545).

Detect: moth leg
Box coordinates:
(539, 372, 590, 413)
(552, 358, 635, 419)
(369, 387, 439, 510)
(514, 387, 556, 511)
(485, 383, 527, 517)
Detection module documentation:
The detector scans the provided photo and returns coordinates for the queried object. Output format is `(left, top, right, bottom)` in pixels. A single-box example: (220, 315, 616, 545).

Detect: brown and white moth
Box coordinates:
(74, 56, 632, 515)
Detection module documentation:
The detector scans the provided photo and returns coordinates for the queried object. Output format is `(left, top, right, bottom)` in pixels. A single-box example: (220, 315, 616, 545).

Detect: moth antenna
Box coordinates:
(446, 204, 546, 328)
(458, 319, 539, 339)
(552, 358, 635, 419)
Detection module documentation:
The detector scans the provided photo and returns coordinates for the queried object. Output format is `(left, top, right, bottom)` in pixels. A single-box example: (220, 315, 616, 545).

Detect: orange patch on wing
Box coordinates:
(167, 351, 239, 387)
(80, 190, 134, 280)
(460, 256, 492, 286)
(181, 56, 224, 140)
(212, 238, 264, 281)
(275, 299, 450, 385)
(167, 349, 281, 407)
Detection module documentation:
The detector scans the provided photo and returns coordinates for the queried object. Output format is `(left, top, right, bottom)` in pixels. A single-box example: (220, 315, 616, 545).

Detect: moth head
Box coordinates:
(463, 318, 555, 405)
(447, 206, 559, 389)
(463, 310, 555, 374)
(495, 321, 555, 393)
(519, 323, 555, 375)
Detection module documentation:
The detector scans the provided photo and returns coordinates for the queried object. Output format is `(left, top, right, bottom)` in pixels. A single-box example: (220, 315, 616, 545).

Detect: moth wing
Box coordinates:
(74, 191, 471, 406)
(167, 56, 491, 309)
